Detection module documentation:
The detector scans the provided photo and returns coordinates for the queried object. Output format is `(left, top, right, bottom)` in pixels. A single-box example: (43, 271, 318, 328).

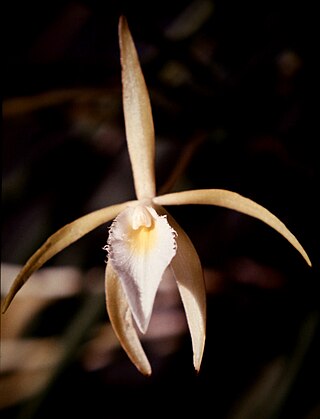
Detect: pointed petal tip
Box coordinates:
(1, 276, 23, 314)
(119, 14, 126, 24)
(141, 365, 152, 376)
(305, 255, 312, 267)
(1, 300, 9, 315)
(192, 332, 205, 372)
(193, 346, 205, 373)
(192, 343, 204, 373)
(118, 15, 127, 35)
(194, 365, 201, 374)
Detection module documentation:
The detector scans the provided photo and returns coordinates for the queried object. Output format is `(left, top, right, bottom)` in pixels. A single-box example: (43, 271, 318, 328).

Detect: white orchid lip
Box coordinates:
(107, 205, 177, 333)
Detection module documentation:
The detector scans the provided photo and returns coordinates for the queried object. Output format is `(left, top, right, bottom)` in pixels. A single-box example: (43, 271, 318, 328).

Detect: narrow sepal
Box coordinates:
(158, 206, 206, 372)
(2, 201, 135, 313)
(154, 190, 311, 266)
(105, 262, 151, 375)
(119, 16, 156, 200)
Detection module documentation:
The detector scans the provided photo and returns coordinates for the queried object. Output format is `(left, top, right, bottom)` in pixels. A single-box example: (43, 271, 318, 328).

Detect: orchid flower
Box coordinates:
(2, 16, 311, 376)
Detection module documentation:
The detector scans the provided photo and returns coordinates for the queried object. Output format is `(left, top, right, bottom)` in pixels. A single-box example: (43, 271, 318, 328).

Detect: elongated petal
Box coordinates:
(2, 201, 136, 313)
(119, 16, 156, 200)
(107, 205, 177, 333)
(154, 190, 311, 266)
(105, 262, 151, 375)
(160, 207, 206, 372)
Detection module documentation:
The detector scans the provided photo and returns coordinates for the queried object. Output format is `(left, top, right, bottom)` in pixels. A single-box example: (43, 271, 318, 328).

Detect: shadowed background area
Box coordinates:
(1, 1, 319, 418)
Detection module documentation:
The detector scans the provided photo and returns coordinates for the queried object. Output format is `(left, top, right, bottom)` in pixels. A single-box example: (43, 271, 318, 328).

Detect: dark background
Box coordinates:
(2, 1, 319, 418)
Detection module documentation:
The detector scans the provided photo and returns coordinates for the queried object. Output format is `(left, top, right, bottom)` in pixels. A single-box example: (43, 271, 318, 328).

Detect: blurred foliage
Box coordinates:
(1, 1, 319, 418)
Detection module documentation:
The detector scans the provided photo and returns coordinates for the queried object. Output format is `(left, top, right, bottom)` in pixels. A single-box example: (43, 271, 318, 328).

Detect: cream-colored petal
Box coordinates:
(2, 201, 136, 313)
(154, 190, 312, 266)
(119, 16, 156, 200)
(107, 205, 177, 333)
(105, 262, 151, 375)
(160, 207, 206, 372)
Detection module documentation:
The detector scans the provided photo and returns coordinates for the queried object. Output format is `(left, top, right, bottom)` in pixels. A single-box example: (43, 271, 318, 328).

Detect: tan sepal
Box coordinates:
(105, 262, 151, 375)
(119, 16, 156, 200)
(154, 189, 311, 266)
(2, 201, 135, 313)
(158, 206, 206, 372)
